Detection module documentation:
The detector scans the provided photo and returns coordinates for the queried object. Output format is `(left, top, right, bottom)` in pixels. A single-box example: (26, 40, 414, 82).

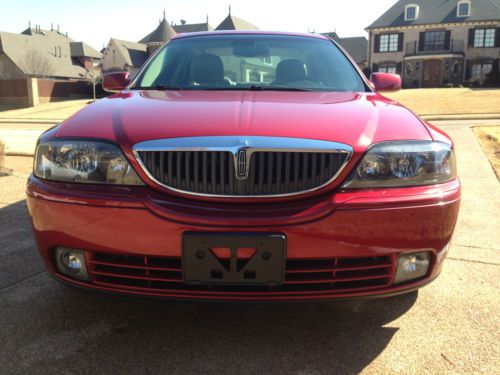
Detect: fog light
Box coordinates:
(55, 248, 89, 280)
(394, 252, 431, 285)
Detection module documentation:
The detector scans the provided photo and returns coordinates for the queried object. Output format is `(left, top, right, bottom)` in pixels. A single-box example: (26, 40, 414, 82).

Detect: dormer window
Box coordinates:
(457, 0, 471, 17)
(405, 4, 419, 21)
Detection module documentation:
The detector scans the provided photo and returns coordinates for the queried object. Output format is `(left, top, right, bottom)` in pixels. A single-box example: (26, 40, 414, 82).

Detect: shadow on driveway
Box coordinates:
(0, 199, 418, 374)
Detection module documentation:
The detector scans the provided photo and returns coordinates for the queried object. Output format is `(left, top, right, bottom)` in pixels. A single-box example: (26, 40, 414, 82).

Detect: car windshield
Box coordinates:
(132, 34, 367, 92)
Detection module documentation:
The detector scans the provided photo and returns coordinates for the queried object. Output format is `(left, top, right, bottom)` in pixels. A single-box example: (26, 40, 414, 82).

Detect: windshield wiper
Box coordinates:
(249, 85, 313, 92)
(132, 84, 183, 90)
(197, 85, 313, 92)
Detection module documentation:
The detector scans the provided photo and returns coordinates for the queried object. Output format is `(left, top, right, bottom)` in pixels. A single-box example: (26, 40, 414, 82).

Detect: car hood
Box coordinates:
(57, 90, 431, 151)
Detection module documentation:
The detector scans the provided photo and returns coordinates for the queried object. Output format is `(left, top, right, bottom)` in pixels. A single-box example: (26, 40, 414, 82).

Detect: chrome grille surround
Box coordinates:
(133, 136, 353, 198)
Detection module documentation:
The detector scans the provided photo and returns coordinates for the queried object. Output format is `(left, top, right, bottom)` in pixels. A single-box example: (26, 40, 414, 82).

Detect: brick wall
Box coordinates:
(0, 79, 29, 105)
(37, 79, 92, 102)
(0, 78, 92, 106)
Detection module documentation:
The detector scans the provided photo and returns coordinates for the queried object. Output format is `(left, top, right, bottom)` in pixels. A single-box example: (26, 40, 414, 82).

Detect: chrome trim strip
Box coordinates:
(133, 136, 353, 198)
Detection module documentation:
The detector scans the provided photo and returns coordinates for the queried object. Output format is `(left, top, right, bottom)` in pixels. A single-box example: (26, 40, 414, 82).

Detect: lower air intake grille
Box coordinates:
(87, 253, 394, 298)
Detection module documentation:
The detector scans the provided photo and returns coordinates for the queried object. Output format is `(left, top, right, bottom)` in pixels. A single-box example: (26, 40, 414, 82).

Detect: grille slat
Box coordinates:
(276, 153, 282, 194)
(202, 152, 208, 193)
(211, 152, 216, 194)
(194, 152, 199, 192)
(220, 152, 226, 194)
(137, 150, 348, 197)
(88, 253, 394, 296)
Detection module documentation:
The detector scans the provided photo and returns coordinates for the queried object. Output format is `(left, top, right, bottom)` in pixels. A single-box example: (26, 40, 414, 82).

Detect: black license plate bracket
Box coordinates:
(182, 232, 286, 286)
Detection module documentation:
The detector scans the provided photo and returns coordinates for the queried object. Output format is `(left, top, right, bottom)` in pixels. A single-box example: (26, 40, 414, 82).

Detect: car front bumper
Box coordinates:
(26, 176, 461, 301)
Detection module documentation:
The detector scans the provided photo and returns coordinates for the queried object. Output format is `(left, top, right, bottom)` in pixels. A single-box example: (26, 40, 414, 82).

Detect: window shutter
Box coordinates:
(398, 32, 404, 52)
(373, 63, 379, 73)
(444, 30, 452, 50)
(396, 62, 403, 75)
(418, 32, 425, 51)
(490, 59, 500, 85)
(465, 60, 471, 80)
(468, 29, 475, 47)
(495, 28, 500, 48)
(374, 34, 381, 53)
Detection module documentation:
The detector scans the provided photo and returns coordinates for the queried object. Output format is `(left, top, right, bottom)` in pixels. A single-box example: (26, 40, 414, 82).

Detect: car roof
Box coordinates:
(171, 30, 330, 41)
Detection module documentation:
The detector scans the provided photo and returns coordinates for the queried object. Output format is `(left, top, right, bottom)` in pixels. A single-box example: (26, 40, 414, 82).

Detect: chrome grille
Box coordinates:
(134, 136, 352, 197)
(137, 151, 349, 196)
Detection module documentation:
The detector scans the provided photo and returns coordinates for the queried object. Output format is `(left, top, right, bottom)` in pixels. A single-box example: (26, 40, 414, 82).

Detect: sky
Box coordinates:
(0, 0, 398, 50)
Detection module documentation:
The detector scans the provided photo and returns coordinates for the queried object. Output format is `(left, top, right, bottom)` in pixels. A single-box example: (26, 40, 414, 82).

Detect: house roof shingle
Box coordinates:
(110, 38, 148, 68)
(173, 22, 213, 33)
(139, 18, 177, 44)
(70, 42, 101, 59)
(215, 14, 259, 31)
(0, 29, 94, 79)
(338, 37, 368, 63)
(322, 32, 368, 64)
(367, 0, 500, 29)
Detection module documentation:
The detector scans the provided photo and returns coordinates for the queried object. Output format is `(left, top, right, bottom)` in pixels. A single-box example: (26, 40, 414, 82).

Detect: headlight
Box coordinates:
(34, 140, 144, 185)
(342, 141, 456, 188)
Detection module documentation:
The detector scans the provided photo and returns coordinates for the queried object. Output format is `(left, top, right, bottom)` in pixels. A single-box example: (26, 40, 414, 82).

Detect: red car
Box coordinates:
(27, 31, 460, 301)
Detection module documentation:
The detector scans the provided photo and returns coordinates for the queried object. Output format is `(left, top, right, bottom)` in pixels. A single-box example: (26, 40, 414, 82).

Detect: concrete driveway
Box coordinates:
(0, 121, 498, 374)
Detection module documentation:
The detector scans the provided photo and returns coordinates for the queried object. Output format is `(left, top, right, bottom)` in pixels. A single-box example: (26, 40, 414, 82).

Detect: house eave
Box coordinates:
(365, 19, 500, 32)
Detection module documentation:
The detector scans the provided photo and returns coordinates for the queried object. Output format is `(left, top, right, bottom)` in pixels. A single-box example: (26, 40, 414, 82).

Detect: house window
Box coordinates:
(379, 34, 399, 52)
(424, 31, 446, 51)
(260, 56, 272, 65)
(471, 63, 492, 79)
(457, 1, 471, 17)
(405, 5, 419, 20)
(378, 64, 397, 74)
(474, 29, 496, 48)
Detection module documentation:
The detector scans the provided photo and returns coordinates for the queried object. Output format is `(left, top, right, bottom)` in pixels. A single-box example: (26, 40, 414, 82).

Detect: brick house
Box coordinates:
(0, 24, 101, 80)
(101, 9, 258, 74)
(366, 0, 500, 87)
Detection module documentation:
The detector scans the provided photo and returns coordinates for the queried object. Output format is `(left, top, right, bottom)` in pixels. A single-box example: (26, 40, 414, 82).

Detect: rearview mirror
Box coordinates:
(370, 73, 401, 92)
(103, 72, 131, 93)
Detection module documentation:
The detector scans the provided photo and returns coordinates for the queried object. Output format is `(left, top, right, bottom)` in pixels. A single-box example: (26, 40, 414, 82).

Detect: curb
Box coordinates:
(422, 115, 500, 121)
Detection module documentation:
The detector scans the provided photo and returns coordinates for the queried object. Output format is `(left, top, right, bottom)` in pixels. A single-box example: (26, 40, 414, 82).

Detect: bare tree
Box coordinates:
(85, 64, 101, 101)
(0, 140, 8, 176)
(22, 49, 54, 78)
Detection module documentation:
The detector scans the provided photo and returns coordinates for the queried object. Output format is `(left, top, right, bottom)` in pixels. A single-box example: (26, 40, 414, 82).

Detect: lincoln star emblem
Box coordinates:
(236, 149, 247, 179)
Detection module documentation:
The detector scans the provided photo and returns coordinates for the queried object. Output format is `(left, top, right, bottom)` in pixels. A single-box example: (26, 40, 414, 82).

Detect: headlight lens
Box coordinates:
(34, 140, 144, 185)
(342, 141, 456, 188)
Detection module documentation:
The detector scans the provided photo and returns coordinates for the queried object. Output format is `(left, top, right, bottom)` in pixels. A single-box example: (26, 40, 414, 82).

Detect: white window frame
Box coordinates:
(474, 28, 496, 48)
(471, 63, 492, 80)
(379, 33, 399, 52)
(404, 4, 419, 21)
(378, 64, 397, 74)
(457, 0, 471, 17)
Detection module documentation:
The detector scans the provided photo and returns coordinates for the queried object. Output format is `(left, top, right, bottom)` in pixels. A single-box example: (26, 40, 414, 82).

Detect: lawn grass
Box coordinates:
(385, 88, 500, 116)
(473, 127, 500, 180)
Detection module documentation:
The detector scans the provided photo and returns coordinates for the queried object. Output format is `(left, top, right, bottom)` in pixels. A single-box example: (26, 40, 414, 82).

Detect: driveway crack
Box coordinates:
(0, 271, 45, 293)
(447, 257, 500, 266)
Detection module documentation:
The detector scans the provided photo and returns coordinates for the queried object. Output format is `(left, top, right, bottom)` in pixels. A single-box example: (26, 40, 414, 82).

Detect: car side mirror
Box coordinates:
(103, 72, 131, 93)
(370, 73, 401, 92)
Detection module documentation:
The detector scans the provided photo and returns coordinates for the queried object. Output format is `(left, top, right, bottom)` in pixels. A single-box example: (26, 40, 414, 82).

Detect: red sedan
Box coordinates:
(27, 31, 460, 301)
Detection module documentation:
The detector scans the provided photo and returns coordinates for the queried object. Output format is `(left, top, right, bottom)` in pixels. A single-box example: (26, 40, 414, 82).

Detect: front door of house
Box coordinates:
(422, 60, 443, 87)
